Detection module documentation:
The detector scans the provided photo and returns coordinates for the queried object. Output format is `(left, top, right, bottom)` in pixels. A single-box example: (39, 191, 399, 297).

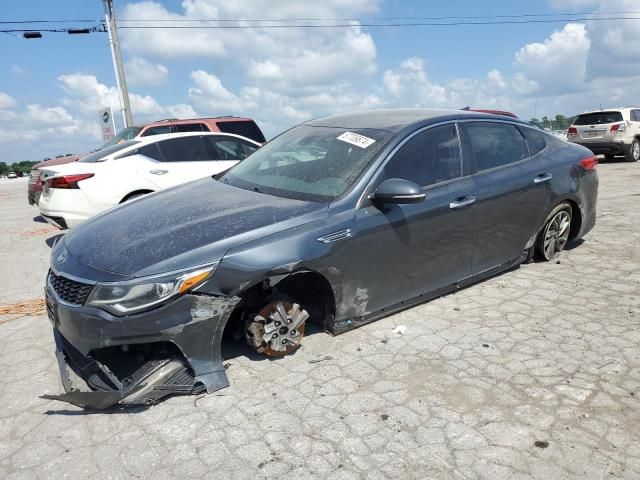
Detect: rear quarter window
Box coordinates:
(573, 112, 623, 125)
(216, 120, 266, 143)
(521, 127, 547, 156)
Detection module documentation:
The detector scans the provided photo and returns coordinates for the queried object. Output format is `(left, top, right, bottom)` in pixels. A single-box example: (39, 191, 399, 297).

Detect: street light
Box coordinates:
(23, 31, 42, 39)
(68, 28, 91, 35)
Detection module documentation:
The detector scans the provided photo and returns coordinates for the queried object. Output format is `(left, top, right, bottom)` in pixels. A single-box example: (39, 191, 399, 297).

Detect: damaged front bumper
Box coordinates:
(44, 287, 239, 409)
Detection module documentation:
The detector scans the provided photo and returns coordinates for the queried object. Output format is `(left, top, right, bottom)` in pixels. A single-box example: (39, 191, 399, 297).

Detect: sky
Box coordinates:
(0, 0, 639, 163)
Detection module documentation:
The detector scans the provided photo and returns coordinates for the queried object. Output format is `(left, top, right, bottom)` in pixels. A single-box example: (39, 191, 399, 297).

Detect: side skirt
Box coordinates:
(331, 252, 527, 335)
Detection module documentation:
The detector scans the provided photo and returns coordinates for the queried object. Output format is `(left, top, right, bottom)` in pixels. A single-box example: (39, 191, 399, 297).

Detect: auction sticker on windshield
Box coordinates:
(337, 132, 376, 149)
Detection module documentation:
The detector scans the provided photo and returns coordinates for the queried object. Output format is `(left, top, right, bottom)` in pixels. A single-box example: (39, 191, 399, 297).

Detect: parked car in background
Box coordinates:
(567, 107, 640, 162)
(28, 155, 82, 205)
(44, 108, 598, 409)
(101, 116, 266, 148)
(28, 116, 266, 206)
(39, 131, 260, 229)
(7, 172, 17, 179)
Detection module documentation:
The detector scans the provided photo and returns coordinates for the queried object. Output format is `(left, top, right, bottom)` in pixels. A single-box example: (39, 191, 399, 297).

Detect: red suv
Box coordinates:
(28, 116, 266, 205)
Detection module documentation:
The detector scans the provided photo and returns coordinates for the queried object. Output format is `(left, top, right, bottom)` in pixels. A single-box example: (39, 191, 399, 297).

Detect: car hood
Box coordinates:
(61, 178, 328, 279)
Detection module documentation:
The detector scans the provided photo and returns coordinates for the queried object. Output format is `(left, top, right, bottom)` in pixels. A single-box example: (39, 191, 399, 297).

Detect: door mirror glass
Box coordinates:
(371, 178, 426, 204)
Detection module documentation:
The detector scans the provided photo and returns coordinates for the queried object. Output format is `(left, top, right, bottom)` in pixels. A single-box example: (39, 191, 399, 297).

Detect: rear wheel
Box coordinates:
(245, 300, 309, 356)
(536, 203, 572, 261)
(625, 138, 640, 162)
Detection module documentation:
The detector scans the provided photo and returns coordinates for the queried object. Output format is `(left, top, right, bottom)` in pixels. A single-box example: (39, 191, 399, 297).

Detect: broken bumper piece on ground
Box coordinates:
(43, 293, 240, 409)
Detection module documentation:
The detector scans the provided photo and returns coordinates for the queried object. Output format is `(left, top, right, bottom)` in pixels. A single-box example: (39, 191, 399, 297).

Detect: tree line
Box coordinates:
(529, 114, 576, 131)
(0, 161, 38, 176)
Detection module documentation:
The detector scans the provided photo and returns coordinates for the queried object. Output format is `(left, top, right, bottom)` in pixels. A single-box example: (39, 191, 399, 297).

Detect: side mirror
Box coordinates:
(371, 178, 426, 204)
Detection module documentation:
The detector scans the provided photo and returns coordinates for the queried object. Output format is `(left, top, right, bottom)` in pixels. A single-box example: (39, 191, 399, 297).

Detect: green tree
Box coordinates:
(554, 115, 570, 129)
(0, 162, 8, 175)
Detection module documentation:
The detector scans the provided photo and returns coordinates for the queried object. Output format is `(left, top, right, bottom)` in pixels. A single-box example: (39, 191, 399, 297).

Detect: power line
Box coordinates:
(2, 11, 640, 25)
(115, 16, 640, 29)
(2, 14, 639, 35)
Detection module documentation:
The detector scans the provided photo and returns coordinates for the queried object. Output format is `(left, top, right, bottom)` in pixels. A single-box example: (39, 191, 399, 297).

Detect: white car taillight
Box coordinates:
(610, 123, 626, 135)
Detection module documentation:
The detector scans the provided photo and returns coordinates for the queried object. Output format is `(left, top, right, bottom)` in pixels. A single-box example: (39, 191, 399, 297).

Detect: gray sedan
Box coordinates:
(44, 108, 598, 408)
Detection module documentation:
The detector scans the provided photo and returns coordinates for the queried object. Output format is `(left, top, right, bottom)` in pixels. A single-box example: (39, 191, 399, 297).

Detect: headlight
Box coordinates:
(85, 263, 217, 315)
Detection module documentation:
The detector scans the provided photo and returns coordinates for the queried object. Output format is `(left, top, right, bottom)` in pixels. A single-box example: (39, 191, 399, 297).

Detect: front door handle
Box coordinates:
(449, 195, 476, 209)
(150, 169, 168, 175)
(533, 173, 552, 184)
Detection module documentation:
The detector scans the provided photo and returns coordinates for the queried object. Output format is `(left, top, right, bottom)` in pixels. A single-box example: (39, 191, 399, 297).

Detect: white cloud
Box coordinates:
(121, 0, 378, 94)
(126, 57, 168, 87)
(515, 23, 590, 92)
(0, 92, 16, 109)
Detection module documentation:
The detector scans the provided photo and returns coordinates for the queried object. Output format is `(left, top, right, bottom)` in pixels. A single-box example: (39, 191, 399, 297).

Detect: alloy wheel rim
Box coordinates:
(246, 302, 308, 356)
(543, 210, 571, 260)
(633, 141, 640, 160)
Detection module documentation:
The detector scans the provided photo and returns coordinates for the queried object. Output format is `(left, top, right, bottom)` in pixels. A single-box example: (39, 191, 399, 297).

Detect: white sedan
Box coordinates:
(39, 131, 260, 229)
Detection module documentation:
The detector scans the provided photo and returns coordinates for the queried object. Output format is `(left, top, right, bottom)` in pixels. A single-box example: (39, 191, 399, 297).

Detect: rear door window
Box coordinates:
(206, 137, 258, 160)
(383, 123, 463, 187)
(137, 143, 163, 161)
(573, 111, 623, 125)
(463, 122, 530, 171)
(156, 136, 212, 162)
(216, 120, 266, 143)
(174, 123, 206, 132)
(141, 125, 172, 136)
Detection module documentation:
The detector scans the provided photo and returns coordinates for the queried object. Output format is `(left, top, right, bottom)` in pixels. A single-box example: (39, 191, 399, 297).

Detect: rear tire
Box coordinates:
(535, 202, 572, 261)
(625, 138, 640, 162)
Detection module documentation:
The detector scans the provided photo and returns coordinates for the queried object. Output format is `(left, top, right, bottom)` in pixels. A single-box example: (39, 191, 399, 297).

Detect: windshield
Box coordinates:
(220, 125, 392, 202)
(99, 127, 142, 149)
(79, 140, 139, 163)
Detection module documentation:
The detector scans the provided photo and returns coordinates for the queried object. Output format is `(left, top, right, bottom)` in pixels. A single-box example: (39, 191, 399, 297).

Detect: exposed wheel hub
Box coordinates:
(245, 302, 309, 356)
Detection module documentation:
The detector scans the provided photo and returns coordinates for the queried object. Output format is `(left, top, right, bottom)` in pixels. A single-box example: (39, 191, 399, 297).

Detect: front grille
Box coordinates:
(48, 270, 93, 305)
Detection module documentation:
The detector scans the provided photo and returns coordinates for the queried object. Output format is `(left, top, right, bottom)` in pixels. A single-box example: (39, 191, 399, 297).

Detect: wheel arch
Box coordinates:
(230, 268, 337, 332)
(120, 189, 154, 203)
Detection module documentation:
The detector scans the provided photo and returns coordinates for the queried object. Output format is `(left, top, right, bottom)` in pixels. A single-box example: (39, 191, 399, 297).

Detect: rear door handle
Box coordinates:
(533, 173, 552, 184)
(449, 195, 476, 209)
(150, 169, 168, 175)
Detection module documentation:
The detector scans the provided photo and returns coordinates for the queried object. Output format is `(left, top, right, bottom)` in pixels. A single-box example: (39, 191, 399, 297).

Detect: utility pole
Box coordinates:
(103, 0, 133, 127)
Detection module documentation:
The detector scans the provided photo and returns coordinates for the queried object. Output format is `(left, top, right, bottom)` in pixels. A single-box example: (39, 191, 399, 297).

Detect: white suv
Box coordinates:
(38, 131, 260, 229)
(567, 107, 640, 162)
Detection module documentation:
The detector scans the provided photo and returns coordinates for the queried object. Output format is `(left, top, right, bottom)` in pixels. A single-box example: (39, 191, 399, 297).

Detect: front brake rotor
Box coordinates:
(245, 301, 308, 356)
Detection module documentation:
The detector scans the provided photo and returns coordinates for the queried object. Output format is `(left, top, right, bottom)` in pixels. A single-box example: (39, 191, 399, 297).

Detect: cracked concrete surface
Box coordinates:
(0, 163, 639, 479)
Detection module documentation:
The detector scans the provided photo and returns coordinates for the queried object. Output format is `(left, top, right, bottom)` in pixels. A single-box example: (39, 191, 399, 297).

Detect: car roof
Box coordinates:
(143, 116, 255, 128)
(130, 131, 260, 147)
(304, 108, 526, 132)
(578, 107, 639, 114)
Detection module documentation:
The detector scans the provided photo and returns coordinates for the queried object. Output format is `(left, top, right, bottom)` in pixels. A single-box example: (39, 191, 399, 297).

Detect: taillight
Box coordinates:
(610, 123, 625, 134)
(567, 127, 578, 136)
(580, 155, 598, 171)
(47, 173, 94, 189)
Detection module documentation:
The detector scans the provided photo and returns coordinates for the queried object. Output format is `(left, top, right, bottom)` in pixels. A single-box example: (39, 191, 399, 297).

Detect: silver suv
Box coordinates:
(567, 107, 640, 162)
